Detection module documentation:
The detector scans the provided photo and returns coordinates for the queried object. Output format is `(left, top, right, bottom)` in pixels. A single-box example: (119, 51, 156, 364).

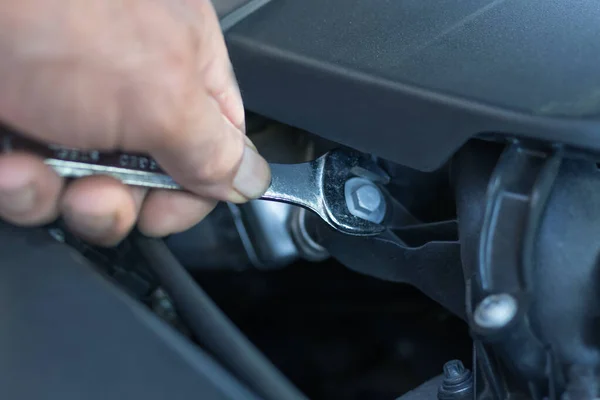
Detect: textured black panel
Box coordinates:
(232, 0, 600, 116)
(226, 0, 600, 170)
(0, 222, 260, 400)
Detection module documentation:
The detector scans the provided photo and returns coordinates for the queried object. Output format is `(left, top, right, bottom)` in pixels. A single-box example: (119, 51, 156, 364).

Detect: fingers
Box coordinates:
(188, 0, 245, 131)
(137, 190, 217, 237)
(60, 177, 219, 244)
(150, 101, 271, 203)
(140, 0, 270, 203)
(0, 162, 218, 246)
(0, 0, 271, 202)
(0, 0, 270, 245)
(60, 176, 144, 246)
(0, 153, 63, 225)
(0, 155, 145, 246)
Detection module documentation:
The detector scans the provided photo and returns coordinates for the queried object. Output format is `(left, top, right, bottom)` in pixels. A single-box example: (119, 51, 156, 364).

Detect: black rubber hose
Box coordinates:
(134, 235, 307, 400)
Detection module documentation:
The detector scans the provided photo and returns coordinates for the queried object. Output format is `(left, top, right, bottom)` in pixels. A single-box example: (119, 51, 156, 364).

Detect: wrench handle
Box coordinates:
(0, 132, 182, 190)
(0, 131, 387, 235)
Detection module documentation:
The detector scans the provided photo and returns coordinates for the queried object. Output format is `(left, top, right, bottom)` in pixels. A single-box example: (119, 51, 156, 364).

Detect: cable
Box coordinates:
(134, 234, 307, 400)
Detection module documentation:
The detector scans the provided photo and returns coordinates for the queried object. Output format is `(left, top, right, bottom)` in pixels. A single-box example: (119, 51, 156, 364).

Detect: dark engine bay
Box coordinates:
(2, 1, 600, 399)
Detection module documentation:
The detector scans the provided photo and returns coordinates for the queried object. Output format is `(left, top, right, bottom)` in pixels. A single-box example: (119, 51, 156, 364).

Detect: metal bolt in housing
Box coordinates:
(474, 293, 518, 329)
(443, 360, 466, 379)
(344, 177, 387, 224)
(438, 360, 473, 400)
(353, 185, 382, 213)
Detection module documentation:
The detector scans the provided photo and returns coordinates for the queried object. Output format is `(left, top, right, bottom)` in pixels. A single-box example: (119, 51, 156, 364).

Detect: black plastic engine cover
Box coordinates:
(224, 0, 600, 171)
(0, 222, 260, 400)
(454, 142, 600, 397)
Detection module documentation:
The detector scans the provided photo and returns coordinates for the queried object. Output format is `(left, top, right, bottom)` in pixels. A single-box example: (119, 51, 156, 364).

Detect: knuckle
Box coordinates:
(121, 61, 193, 147)
(116, 24, 199, 148)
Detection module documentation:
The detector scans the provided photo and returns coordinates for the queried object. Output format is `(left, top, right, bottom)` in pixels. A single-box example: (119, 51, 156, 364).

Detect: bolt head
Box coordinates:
(474, 293, 518, 329)
(439, 360, 473, 400)
(352, 184, 382, 213)
(443, 360, 466, 380)
(344, 177, 387, 224)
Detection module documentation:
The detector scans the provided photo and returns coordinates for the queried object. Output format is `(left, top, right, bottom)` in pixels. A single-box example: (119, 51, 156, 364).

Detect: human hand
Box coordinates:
(0, 0, 270, 245)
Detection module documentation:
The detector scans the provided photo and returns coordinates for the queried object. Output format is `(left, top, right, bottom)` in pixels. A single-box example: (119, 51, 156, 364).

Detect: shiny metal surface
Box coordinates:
(47, 159, 181, 189)
(261, 149, 386, 235)
(1, 133, 386, 236)
(243, 200, 300, 268)
(344, 177, 386, 224)
(473, 293, 518, 329)
(288, 207, 329, 262)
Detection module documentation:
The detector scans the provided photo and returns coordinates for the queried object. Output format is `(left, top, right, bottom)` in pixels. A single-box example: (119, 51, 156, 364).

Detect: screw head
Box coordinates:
(344, 177, 387, 224)
(352, 184, 382, 213)
(439, 360, 473, 400)
(474, 293, 518, 329)
(443, 360, 466, 380)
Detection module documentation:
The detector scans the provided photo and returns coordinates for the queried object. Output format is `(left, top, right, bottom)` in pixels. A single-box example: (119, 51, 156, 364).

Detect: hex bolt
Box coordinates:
(473, 293, 518, 329)
(344, 177, 387, 224)
(353, 185, 382, 213)
(438, 360, 473, 400)
(444, 360, 466, 379)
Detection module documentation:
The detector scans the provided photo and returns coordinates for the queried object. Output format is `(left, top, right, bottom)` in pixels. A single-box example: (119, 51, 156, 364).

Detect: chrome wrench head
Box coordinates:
(261, 148, 388, 236)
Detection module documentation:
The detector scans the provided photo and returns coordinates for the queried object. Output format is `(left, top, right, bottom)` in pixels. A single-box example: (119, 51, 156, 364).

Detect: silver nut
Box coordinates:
(353, 185, 382, 213)
(443, 360, 466, 380)
(473, 293, 518, 329)
(344, 177, 386, 224)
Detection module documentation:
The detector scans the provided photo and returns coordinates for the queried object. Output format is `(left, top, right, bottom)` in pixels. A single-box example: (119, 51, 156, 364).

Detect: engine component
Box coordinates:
(455, 141, 600, 399)
(0, 221, 262, 400)
(166, 203, 256, 270)
(344, 177, 387, 224)
(314, 218, 465, 318)
(242, 200, 301, 267)
(135, 235, 308, 400)
(167, 200, 328, 271)
(473, 293, 518, 330)
(227, 0, 600, 172)
(288, 207, 328, 262)
(166, 121, 331, 270)
(437, 360, 474, 400)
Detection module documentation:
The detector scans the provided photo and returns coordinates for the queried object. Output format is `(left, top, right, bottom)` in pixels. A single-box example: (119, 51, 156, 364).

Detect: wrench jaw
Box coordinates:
(260, 148, 387, 236)
(320, 149, 387, 236)
(259, 156, 326, 218)
(321, 197, 385, 236)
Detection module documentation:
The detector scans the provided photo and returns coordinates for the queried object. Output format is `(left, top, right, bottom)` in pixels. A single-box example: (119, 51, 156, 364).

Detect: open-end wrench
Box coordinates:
(0, 133, 389, 236)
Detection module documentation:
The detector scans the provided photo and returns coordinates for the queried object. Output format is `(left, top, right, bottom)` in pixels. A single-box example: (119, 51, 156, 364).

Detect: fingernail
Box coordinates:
(64, 212, 117, 243)
(232, 144, 271, 200)
(0, 184, 36, 215)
